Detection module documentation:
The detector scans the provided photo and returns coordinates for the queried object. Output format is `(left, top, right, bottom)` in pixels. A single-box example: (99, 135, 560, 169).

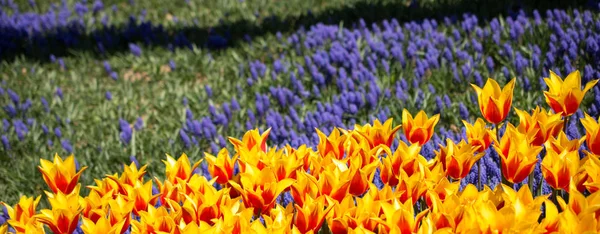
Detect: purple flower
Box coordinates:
(129, 43, 142, 57)
(459, 102, 469, 120)
(93, 0, 104, 14)
(7, 89, 19, 105)
(41, 97, 50, 112)
(134, 117, 143, 131)
(169, 60, 176, 70)
(55, 87, 63, 100)
(103, 61, 112, 73)
(1, 135, 9, 151)
(119, 119, 132, 145)
(54, 127, 62, 138)
(130, 155, 140, 168)
(179, 129, 191, 148)
(41, 124, 49, 135)
(105, 91, 112, 101)
(443, 94, 452, 108)
(61, 139, 73, 153)
(109, 71, 118, 80)
(205, 85, 213, 98)
(4, 105, 16, 118)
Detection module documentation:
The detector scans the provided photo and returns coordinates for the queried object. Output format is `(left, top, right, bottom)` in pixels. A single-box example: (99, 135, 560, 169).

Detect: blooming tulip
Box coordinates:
(38, 153, 88, 194)
(471, 78, 516, 124)
(462, 118, 495, 152)
(543, 70, 598, 117)
(580, 113, 600, 155)
(494, 124, 542, 184)
(402, 109, 440, 145)
(515, 107, 563, 146)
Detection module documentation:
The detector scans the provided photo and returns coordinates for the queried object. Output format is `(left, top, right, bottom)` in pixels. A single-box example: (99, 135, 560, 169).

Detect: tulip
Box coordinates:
(402, 109, 440, 145)
(543, 70, 598, 117)
(36, 185, 83, 234)
(541, 146, 580, 191)
(582, 155, 600, 193)
(471, 78, 516, 124)
(290, 172, 319, 207)
(106, 162, 147, 188)
(205, 148, 238, 184)
(462, 118, 495, 152)
(228, 167, 294, 215)
(38, 153, 88, 194)
(514, 107, 563, 146)
(229, 128, 271, 152)
(316, 128, 347, 159)
(580, 113, 600, 155)
(443, 139, 484, 180)
(130, 206, 178, 233)
(162, 153, 201, 184)
(81, 190, 111, 223)
(1, 196, 43, 233)
(354, 118, 402, 148)
(81, 216, 127, 234)
(380, 141, 427, 186)
(262, 205, 294, 233)
(494, 124, 542, 185)
(293, 195, 334, 233)
(377, 198, 429, 234)
(544, 131, 585, 155)
(124, 180, 159, 216)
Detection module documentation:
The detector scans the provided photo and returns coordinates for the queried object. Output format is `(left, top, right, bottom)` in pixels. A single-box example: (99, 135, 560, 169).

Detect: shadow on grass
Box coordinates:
(0, 0, 597, 63)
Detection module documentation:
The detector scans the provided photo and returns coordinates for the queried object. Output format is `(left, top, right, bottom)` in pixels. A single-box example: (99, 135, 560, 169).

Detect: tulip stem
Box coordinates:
(563, 116, 569, 134)
(477, 160, 482, 191)
(528, 172, 534, 193)
(495, 123, 503, 184)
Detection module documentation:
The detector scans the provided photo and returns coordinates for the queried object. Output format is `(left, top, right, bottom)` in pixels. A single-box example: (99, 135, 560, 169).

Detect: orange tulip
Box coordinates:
(543, 70, 598, 117)
(38, 153, 88, 194)
(1, 196, 43, 233)
(402, 109, 440, 145)
(514, 107, 563, 146)
(462, 118, 495, 152)
(228, 167, 294, 215)
(36, 185, 83, 234)
(81, 216, 127, 234)
(582, 155, 600, 193)
(354, 118, 402, 148)
(205, 148, 238, 184)
(581, 113, 600, 155)
(377, 198, 429, 234)
(380, 141, 427, 186)
(130, 206, 178, 233)
(494, 124, 543, 184)
(471, 78, 516, 124)
(316, 128, 347, 159)
(229, 128, 271, 152)
(124, 180, 159, 216)
(544, 131, 586, 155)
(162, 153, 201, 184)
(293, 195, 334, 233)
(541, 146, 580, 191)
(444, 139, 484, 180)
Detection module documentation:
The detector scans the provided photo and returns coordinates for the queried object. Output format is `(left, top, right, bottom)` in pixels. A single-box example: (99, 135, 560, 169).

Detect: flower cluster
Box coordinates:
(3, 69, 600, 233)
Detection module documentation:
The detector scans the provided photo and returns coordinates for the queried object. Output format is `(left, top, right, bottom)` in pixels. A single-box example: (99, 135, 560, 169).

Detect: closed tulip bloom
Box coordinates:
(228, 167, 294, 215)
(542, 147, 581, 191)
(543, 70, 598, 117)
(471, 78, 516, 124)
(463, 118, 495, 152)
(583, 155, 600, 193)
(444, 139, 485, 180)
(81, 216, 127, 234)
(316, 128, 347, 159)
(293, 195, 334, 233)
(544, 131, 585, 154)
(402, 109, 440, 145)
(494, 124, 543, 184)
(38, 153, 88, 194)
(580, 113, 600, 155)
(515, 107, 563, 146)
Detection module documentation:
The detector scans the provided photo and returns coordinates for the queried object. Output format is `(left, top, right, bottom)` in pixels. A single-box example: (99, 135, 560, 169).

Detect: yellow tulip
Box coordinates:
(471, 78, 516, 124)
(354, 118, 402, 148)
(81, 216, 126, 234)
(205, 148, 238, 184)
(36, 185, 83, 234)
(443, 139, 484, 180)
(402, 109, 440, 145)
(494, 124, 542, 184)
(580, 113, 600, 155)
(1, 196, 43, 233)
(543, 70, 598, 117)
(229, 128, 271, 152)
(541, 146, 580, 191)
(514, 107, 563, 146)
(38, 153, 87, 194)
(162, 153, 201, 184)
(462, 118, 496, 152)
